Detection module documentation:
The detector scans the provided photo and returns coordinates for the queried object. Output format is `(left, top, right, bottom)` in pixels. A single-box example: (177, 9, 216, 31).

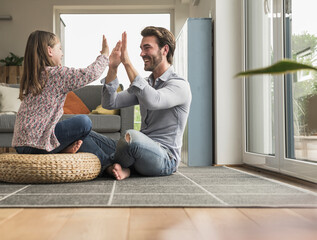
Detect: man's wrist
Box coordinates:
(123, 59, 132, 68)
(108, 65, 118, 73)
(105, 67, 118, 84)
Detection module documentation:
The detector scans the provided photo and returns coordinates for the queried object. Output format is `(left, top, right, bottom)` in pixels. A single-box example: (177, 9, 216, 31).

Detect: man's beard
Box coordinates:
(143, 51, 163, 71)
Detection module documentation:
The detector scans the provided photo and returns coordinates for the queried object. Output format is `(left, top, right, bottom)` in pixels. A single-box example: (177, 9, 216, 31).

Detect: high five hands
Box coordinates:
(109, 32, 132, 69)
(106, 31, 139, 84)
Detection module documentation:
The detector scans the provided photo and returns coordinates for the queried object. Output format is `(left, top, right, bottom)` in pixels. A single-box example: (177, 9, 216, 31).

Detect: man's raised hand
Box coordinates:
(109, 40, 122, 69)
(121, 32, 131, 66)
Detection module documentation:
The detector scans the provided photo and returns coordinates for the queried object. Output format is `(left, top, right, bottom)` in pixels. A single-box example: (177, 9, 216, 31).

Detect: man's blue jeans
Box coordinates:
(79, 129, 177, 176)
(113, 129, 177, 176)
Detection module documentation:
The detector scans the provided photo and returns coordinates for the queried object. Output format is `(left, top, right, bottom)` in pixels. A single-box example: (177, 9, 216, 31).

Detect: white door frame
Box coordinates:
(242, 0, 317, 183)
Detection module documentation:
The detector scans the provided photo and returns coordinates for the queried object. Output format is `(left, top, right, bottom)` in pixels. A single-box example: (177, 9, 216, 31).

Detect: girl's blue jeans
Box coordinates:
(16, 115, 177, 176)
(15, 115, 92, 155)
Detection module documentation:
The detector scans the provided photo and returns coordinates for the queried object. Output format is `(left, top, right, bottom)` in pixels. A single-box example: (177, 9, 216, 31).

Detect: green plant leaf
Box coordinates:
(236, 59, 317, 77)
(0, 52, 24, 66)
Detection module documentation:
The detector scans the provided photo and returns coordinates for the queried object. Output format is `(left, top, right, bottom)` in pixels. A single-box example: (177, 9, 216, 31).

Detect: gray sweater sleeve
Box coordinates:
(127, 75, 191, 110)
(101, 78, 138, 109)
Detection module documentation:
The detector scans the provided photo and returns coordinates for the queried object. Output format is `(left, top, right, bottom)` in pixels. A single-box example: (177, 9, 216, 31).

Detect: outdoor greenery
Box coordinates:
(0, 52, 24, 66)
(293, 81, 317, 135)
(134, 105, 141, 131)
(292, 31, 317, 57)
(237, 32, 317, 136)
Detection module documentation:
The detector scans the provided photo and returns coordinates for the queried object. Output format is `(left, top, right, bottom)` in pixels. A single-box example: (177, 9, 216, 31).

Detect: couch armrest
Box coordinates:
(120, 106, 134, 137)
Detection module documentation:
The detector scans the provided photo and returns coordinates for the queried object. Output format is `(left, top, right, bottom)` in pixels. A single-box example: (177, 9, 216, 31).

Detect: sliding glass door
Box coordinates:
(244, 0, 281, 170)
(245, 0, 275, 157)
(244, 0, 317, 182)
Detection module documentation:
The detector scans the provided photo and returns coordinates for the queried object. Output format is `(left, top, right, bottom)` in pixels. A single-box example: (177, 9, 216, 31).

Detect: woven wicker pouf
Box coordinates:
(0, 153, 101, 184)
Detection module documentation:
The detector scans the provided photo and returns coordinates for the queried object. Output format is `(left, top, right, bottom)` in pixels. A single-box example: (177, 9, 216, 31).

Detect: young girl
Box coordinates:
(12, 30, 110, 170)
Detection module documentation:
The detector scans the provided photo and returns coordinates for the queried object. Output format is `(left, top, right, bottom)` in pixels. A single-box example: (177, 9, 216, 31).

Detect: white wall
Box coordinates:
(0, 0, 244, 165)
(213, 0, 243, 164)
(189, 0, 214, 18)
(187, 0, 244, 164)
(0, 0, 182, 59)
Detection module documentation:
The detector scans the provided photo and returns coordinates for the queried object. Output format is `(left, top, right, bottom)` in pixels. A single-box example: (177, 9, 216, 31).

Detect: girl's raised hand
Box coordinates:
(100, 35, 109, 57)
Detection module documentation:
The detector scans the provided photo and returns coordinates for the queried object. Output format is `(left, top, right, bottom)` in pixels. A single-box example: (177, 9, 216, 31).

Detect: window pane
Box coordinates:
(245, 0, 275, 155)
(285, 0, 317, 162)
(61, 13, 170, 89)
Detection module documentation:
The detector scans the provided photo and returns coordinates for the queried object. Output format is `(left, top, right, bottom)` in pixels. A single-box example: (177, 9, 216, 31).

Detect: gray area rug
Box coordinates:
(0, 166, 317, 207)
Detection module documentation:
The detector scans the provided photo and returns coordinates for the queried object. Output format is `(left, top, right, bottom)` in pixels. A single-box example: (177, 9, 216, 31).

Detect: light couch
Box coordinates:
(0, 84, 134, 147)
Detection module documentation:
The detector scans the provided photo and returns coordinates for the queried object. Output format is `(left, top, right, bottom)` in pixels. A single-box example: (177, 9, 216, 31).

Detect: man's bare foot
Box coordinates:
(107, 163, 130, 180)
(61, 140, 83, 153)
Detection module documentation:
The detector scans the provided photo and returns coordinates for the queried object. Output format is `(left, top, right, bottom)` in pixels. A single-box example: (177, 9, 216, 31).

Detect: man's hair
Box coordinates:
(141, 26, 175, 64)
(20, 30, 58, 100)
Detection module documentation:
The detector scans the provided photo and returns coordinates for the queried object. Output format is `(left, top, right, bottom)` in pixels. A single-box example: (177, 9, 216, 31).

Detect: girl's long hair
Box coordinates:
(19, 30, 57, 100)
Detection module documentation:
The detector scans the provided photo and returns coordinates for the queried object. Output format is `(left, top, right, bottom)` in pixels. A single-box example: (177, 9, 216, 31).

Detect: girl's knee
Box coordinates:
(80, 115, 92, 126)
(77, 115, 92, 135)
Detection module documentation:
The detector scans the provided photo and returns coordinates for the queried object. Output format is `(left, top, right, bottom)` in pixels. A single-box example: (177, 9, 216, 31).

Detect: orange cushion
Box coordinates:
(63, 91, 90, 114)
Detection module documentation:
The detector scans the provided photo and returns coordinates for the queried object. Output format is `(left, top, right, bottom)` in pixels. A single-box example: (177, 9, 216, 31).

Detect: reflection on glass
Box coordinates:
(286, 0, 317, 162)
(245, 0, 275, 155)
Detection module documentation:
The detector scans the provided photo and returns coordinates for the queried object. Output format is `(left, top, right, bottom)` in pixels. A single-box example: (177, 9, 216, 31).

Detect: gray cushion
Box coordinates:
(0, 133, 13, 147)
(73, 85, 102, 111)
(0, 114, 16, 132)
(61, 114, 121, 132)
(0, 114, 121, 133)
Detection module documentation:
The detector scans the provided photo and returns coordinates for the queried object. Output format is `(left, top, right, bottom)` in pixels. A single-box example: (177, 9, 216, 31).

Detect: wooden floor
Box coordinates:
(1, 208, 316, 240)
(1, 166, 316, 240)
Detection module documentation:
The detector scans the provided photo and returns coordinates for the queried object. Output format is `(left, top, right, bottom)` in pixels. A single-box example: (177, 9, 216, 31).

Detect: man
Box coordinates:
(103, 26, 191, 180)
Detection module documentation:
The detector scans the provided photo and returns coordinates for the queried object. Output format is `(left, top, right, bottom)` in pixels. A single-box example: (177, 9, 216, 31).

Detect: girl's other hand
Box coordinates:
(100, 35, 109, 57)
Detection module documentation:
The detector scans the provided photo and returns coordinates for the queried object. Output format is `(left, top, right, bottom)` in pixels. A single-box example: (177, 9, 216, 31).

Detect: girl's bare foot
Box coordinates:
(61, 140, 83, 153)
(107, 163, 130, 180)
